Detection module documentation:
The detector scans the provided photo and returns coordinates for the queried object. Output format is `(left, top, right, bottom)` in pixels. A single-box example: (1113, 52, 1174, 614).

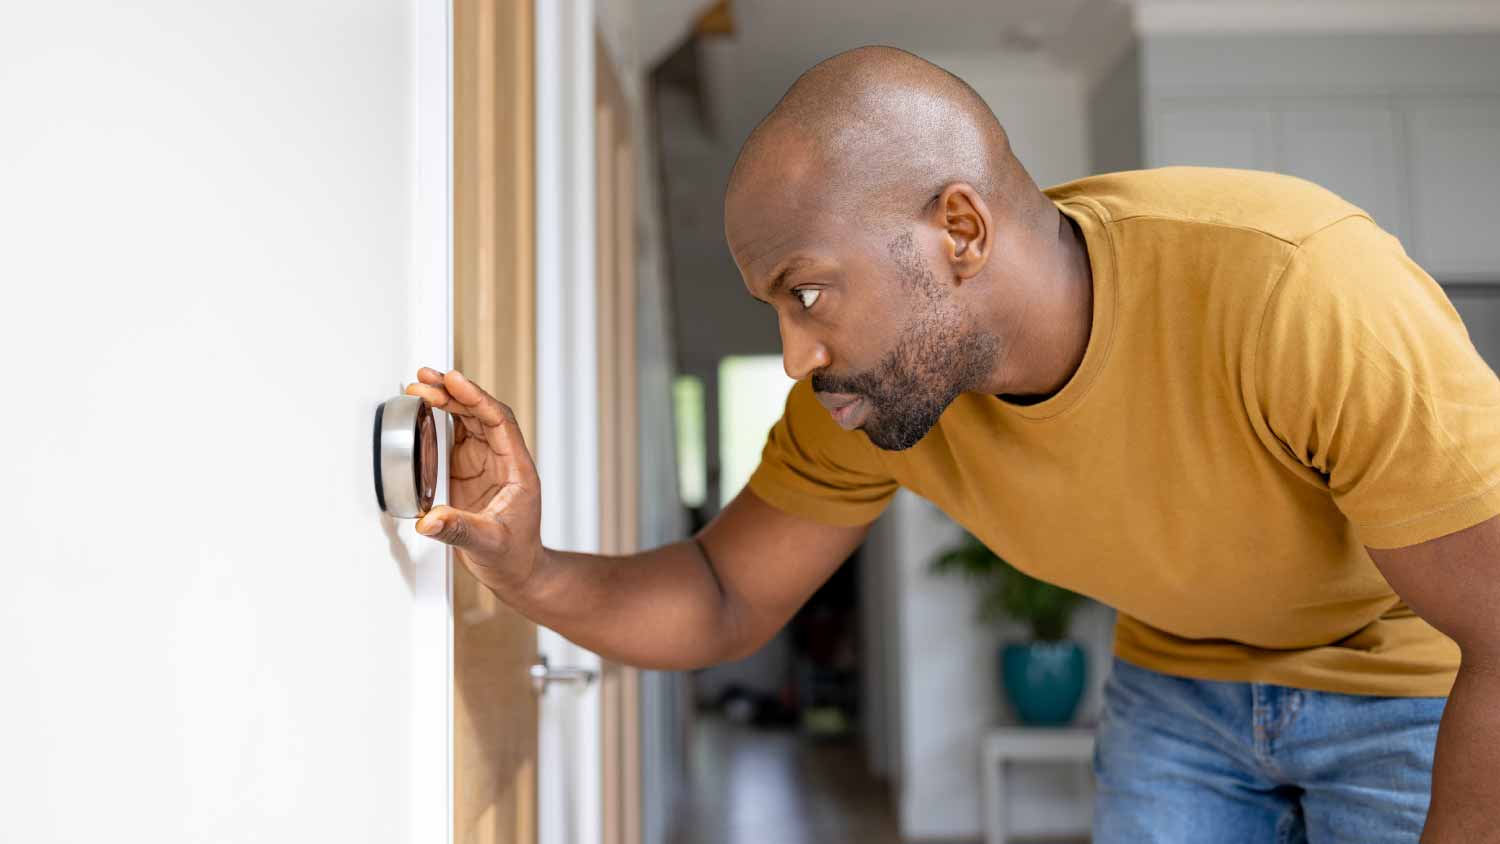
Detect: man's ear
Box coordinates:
(933, 183, 993, 280)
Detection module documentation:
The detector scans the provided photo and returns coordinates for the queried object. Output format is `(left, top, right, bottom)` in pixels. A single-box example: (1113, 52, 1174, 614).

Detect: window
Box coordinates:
(672, 374, 707, 508)
(718, 355, 795, 506)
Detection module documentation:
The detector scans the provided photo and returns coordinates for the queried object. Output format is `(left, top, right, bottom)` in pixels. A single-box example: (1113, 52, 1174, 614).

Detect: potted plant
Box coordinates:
(932, 533, 1087, 726)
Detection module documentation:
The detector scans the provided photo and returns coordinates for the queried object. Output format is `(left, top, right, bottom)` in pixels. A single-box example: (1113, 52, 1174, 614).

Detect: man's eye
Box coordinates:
(794, 288, 821, 309)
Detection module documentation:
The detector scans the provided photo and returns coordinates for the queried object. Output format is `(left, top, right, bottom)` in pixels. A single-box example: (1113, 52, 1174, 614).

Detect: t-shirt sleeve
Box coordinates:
(1250, 215, 1500, 549)
(745, 379, 899, 526)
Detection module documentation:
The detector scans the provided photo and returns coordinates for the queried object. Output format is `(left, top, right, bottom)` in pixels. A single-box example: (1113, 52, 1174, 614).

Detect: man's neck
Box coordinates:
(987, 209, 1095, 400)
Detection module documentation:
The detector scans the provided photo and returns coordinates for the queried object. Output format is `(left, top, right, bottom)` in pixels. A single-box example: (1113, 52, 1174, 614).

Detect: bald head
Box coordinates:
(720, 47, 1084, 451)
(727, 46, 1037, 227)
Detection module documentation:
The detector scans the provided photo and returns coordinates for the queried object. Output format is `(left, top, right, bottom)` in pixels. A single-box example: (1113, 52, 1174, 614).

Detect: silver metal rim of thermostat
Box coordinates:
(374, 395, 436, 519)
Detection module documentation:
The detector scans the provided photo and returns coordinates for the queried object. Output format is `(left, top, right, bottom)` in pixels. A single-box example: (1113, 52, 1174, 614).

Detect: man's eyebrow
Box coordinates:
(763, 258, 813, 299)
(745, 257, 815, 305)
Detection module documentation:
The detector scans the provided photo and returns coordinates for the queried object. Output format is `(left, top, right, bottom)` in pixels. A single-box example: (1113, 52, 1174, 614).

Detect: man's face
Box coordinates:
(728, 182, 998, 451)
(806, 234, 997, 450)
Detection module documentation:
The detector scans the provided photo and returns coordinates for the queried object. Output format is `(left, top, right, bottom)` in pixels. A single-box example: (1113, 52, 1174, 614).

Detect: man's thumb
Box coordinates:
(415, 506, 492, 551)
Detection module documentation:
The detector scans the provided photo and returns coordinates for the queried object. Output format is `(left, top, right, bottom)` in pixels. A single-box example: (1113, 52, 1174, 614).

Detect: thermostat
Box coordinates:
(373, 395, 437, 518)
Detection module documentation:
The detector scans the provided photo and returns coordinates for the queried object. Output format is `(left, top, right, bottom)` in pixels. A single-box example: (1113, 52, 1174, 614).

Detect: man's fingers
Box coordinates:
(428, 369, 514, 430)
(441, 371, 538, 480)
(415, 369, 538, 484)
(442, 370, 511, 427)
(415, 505, 500, 554)
(405, 381, 485, 437)
(409, 368, 487, 422)
(405, 381, 455, 410)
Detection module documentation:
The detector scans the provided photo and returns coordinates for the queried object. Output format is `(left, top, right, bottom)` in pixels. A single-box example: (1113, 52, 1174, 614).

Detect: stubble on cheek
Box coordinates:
(850, 228, 1000, 450)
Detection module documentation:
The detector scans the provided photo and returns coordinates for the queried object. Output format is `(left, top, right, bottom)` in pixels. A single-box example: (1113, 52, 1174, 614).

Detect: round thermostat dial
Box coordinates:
(373, 395, 437, 518)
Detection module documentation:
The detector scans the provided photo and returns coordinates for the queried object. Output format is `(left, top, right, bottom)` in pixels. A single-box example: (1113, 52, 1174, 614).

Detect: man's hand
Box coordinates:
(404, 367, 544, 596)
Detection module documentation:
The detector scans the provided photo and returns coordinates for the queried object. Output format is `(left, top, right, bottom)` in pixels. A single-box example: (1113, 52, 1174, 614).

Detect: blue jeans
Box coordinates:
(1093, 657, 1446, 843)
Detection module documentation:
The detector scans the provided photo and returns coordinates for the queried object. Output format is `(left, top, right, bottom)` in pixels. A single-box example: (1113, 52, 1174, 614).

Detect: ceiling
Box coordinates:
(712, 0, 1097, 54)
(692, 0, 1128, 153)
(678, 0, 1500, 163)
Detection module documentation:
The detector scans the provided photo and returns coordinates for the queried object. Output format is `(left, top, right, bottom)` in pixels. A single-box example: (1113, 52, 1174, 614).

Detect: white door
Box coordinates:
(0, 2, 453, 841)
(534, 3, 605, 842)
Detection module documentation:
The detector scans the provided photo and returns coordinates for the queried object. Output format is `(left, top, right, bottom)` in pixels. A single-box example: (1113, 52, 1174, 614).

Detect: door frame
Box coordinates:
(439, 3, 644, 842)
(594, 34, 643, 844)
(533, 4, 647, 843)
(534, 2, 605, 844)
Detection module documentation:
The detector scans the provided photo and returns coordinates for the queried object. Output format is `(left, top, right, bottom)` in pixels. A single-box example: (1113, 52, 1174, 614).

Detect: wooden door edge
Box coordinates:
(452, 1, 540, 842)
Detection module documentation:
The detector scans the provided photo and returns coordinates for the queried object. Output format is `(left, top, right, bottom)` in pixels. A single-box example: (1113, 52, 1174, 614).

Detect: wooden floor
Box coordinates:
(668, 716, 903, 844)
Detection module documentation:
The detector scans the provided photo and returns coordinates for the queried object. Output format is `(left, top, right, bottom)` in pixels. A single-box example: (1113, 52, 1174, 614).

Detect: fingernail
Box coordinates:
(418, 518, 442, 536)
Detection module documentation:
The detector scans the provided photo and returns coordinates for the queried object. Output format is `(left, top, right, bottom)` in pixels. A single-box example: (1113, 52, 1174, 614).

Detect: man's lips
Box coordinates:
(816, 392, 870, 430)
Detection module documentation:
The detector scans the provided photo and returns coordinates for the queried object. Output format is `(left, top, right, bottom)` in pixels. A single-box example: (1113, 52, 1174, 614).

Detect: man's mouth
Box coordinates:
(816, 392, 870, 431)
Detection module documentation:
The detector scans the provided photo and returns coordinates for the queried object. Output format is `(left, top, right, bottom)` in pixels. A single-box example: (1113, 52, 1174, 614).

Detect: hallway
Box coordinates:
(668, 717, 902, 844)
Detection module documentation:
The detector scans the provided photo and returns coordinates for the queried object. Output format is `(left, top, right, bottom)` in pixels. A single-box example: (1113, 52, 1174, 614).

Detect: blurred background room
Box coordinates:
(641, 2, 1500, 843)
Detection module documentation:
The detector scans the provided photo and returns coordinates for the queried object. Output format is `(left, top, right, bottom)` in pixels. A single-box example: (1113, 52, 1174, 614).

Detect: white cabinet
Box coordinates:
(1147, 96, 1500, 283)
(1407, 100, 1500, 281)
(1279, 105, 1407, 246)
(1154, 105, 1276, 171)
(1125, 32, 1500, 281)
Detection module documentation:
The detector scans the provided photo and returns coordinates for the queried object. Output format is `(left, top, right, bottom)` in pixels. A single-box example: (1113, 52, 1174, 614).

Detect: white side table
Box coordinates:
(981, 727, 1097, 844)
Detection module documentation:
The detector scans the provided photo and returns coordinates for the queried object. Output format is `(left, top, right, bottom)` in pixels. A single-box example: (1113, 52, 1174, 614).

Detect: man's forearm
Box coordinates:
(483, 539, 747, 671)
(1422, 658, 1500, 842)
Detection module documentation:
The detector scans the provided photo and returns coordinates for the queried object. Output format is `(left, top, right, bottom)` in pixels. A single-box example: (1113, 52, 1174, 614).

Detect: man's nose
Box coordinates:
(779, 319, 829, 381)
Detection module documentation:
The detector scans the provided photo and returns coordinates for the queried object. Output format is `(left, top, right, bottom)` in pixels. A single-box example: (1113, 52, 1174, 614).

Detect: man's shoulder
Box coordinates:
(1045, 166, 1368, 247)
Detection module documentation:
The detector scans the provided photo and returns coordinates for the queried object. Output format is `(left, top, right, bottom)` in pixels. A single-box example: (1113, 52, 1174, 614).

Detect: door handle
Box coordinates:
(529, 654, 597, 696)
(373, 395, 438, 518)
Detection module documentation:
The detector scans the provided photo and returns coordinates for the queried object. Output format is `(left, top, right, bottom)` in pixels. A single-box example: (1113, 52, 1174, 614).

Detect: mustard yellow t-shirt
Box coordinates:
(747, 166, 1500, 698)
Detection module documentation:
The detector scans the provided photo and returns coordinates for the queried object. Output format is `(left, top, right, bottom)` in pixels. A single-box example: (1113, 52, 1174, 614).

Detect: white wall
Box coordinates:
(923, 51, 1093, 191)
(0, 2, 451, 841)
(1137, 32, 1500, 282)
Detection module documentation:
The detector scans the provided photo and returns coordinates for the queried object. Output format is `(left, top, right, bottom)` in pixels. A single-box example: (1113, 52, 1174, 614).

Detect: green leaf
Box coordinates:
(929, 532, 1083, 640)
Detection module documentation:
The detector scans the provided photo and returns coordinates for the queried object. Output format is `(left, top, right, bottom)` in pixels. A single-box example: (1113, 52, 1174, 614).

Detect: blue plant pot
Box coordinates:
(1000, 640, 1087, 726)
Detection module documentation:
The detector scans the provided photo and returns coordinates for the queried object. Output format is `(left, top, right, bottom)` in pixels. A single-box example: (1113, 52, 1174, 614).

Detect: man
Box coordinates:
(406, 47, 1500, 842)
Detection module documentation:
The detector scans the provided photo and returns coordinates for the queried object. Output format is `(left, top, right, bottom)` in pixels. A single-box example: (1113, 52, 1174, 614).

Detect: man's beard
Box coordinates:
(813, 305, 999, 451)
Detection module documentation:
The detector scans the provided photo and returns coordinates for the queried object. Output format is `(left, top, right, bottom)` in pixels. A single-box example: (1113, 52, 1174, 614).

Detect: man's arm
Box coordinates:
(519, 490, 867, 669)
(404, 367, 867, 671)
(1366, 513, 1500, 844)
